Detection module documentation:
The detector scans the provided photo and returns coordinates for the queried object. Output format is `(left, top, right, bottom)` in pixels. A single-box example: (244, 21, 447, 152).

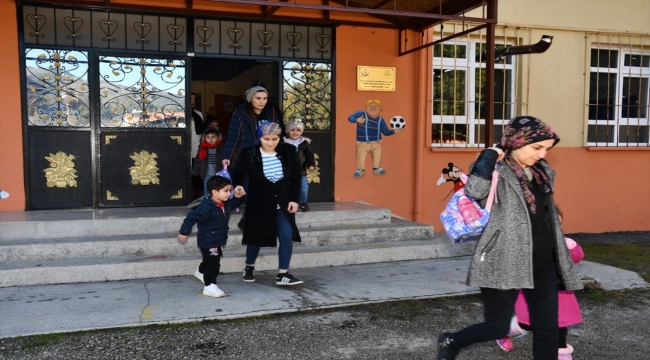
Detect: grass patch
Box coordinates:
(14, 333, 68, 349)
(581, 243, 650, 282)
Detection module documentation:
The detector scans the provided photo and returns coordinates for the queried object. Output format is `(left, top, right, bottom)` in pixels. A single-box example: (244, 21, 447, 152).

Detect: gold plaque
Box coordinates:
(44, 151, 78, 188)
(129, 150, 160, 185)
(357, 66, 396, 91)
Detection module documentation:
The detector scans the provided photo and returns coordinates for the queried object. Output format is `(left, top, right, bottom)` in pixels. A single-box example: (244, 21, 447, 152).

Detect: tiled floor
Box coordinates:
(0, 202, 383, 223)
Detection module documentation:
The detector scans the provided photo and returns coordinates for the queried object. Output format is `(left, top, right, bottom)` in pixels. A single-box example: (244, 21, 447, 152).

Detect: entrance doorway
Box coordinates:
(190, 58, 333, 202)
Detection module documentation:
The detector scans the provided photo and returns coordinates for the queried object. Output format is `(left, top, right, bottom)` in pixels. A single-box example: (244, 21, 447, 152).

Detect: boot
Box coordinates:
(436, 332, 459, 360)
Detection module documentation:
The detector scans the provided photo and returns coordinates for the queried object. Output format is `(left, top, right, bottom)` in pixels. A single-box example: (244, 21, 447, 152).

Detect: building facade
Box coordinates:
(0, 0, 648, 233)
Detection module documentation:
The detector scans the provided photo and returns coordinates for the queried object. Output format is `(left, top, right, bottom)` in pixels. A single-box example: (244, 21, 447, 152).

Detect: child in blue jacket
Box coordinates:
(177, 175, 244, 297)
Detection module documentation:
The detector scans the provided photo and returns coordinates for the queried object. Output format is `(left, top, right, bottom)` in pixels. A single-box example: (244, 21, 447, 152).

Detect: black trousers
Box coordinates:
(199, 247, 222, 286)
(452, 266, 559, 360)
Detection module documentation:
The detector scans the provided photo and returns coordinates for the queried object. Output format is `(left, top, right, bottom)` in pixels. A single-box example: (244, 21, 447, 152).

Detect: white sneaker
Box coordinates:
(193, 267, 204, 283)
(203, 284, 225, 298)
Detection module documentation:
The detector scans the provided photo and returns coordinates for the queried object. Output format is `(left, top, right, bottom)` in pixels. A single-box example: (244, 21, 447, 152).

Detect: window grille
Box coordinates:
(586, 33, 649, 147)
(431, 25, 531, 147)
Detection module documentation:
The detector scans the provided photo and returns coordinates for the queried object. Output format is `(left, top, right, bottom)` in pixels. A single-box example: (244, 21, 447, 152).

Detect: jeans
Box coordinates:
(452, 266, 559, 360)
(300, 175, 309, 204)
(245, 210, 294, 270)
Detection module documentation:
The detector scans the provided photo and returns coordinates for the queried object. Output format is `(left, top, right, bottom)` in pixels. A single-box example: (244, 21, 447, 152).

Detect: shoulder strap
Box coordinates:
(485, 170, 499, 211)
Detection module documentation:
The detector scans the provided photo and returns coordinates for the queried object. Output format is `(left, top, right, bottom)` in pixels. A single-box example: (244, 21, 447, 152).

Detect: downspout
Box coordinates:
(413, 42, 427, 222)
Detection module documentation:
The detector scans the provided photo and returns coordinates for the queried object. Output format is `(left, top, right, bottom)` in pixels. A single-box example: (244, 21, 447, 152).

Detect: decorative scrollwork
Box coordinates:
(167, 23, 185, 46)
(282, 62, 332, 130)
(129, 150, 160, 186)
(196, 24, 214, 48)
(170, 189, 183, 199)
(170, 135, 182, 145)
(306, 153, 321, 184)
(25, 13, 46, 40)
(286, 31, 303, 54)
(133, 21, 152, 45)
(99, 18, 118, 43)
(25, 48, 90, 127)
(106, 190, 119, 200)
(99, 56, 185, 128)
(44, 151, 78, 188)
(258, 29, 274, 51)
(105, 135, 117, 145)
(315, 33, 330, 55)
(227, 27, 244, 49)
(63, 14, 84, 41)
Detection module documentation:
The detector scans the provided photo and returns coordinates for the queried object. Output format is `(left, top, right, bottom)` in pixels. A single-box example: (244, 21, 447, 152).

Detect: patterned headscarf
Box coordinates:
(498, 116, 560, 214)
(258, 120, 282, 136)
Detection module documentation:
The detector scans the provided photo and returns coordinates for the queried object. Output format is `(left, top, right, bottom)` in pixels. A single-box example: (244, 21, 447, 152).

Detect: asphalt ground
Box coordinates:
(0, 231, 648, 360)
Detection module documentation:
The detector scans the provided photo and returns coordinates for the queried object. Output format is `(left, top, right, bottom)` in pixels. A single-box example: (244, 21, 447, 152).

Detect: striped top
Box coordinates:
(261, 152, 284, 183)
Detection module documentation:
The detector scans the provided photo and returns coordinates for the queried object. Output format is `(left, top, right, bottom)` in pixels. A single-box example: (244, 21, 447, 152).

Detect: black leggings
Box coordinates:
(452, 266, 559, 360)
(520, 324, 567, 348)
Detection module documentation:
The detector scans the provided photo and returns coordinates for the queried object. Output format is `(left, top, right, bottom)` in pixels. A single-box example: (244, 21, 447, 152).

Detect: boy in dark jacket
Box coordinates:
(177, 175, 245, 297)
(283, 119, 316, 211)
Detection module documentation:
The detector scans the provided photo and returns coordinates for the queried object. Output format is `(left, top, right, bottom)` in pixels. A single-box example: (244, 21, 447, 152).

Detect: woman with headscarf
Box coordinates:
(221, 85, 283, 169)
(436, 116, 582, 360)
(232, 122, 304, 286)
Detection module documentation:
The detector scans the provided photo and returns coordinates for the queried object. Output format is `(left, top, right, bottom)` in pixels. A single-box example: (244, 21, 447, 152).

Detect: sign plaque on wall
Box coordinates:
(357, 66, 396, 91)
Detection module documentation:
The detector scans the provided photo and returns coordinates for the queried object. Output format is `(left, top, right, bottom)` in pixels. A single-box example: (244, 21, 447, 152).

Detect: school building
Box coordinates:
(0, 0, 648, 234)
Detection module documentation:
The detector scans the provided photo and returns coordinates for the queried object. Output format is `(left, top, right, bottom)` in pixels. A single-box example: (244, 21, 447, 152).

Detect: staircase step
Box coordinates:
(0, 202, 392, 240)
(0, 236, 475, 287)
(0, 218, 432, 262)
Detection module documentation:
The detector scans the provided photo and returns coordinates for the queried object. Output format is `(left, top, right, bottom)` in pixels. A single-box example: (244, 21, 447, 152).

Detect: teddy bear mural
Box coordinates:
(348, 99, 404, 178)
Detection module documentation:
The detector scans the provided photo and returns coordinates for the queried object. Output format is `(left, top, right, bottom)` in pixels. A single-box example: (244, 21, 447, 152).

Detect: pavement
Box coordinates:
(1, 256, 647, 339)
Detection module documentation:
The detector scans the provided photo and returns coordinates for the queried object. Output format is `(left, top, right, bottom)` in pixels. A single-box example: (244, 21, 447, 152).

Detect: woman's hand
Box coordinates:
(177, 234, 188, 242)
(287, 202, 299, 213)
(308, 166, 315, 171)
(234, 185, 246, 198)
(222, 159, 230, 167)
(488, 146, 505, 161)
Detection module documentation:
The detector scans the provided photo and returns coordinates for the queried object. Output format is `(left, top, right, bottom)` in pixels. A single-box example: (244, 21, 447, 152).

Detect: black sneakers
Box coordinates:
(276, 273, 304, 286)
(299, 203, 310, 212)
(436, 332, 459, 360)
(243, 266, 255, 282)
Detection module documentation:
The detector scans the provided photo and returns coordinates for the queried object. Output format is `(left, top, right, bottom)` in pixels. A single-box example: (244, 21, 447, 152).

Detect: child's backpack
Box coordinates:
(440, 170, 498, 243)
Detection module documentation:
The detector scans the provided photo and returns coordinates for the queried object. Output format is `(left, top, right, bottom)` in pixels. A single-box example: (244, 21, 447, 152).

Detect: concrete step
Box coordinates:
(0, 202, 392, 240)
(0, 235, 476, 287)
(0, 217, 433, 262)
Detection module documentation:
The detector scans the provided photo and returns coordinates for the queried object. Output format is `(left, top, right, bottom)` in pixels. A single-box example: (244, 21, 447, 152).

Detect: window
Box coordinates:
(587, 41, 650, 147)
(431, 41, 516, 147)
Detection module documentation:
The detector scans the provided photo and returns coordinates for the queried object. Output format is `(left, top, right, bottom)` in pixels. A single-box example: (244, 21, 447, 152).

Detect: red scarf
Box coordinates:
(198, 139, 222, 160)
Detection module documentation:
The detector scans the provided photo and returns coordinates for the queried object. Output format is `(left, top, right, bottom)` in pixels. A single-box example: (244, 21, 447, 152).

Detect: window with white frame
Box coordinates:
(431, 41, 515, 147)
(587, 42, 650, 147)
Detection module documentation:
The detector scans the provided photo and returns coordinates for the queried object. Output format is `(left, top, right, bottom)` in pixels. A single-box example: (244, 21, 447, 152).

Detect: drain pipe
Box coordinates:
(413, 47, 426, 223)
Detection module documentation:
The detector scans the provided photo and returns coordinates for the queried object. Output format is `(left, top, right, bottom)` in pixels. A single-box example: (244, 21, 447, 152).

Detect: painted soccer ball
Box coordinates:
(390, 116, 406, 129)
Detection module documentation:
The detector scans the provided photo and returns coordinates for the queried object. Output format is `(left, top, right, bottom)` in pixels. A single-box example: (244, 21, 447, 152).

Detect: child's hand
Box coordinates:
(308, 166, 315, 171)
(356, 117, 366, 124)
(393, 127, 404, 133)
(177, 234, 188, 243)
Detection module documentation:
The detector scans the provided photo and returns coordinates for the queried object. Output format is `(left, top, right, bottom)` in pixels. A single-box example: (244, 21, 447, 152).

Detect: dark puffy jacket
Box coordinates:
(222, 101, 280, 167)
(179, 197, 231, 249)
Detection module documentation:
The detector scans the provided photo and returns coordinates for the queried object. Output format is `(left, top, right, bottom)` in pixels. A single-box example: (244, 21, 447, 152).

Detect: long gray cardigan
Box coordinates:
(464, 156, 583, 291)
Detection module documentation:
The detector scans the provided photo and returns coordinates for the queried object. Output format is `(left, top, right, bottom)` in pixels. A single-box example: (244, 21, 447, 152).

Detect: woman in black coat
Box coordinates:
(232, 122, 303, 286)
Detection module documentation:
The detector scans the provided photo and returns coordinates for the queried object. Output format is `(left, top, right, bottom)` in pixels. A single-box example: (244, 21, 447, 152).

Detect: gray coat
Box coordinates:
(464, 158, 583, 291)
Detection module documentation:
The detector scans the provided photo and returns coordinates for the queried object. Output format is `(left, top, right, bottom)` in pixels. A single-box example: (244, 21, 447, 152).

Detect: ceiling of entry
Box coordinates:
(191, 58, 260, 81)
